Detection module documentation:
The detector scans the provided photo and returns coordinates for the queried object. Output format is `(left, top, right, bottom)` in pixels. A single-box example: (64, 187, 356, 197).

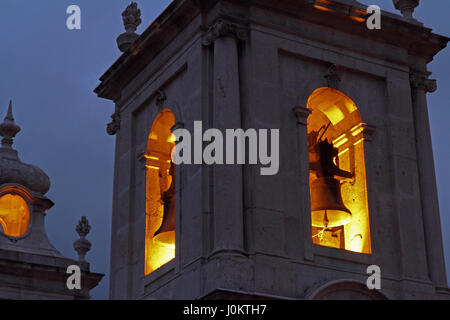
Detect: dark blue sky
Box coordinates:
(0, 1, 449, 299)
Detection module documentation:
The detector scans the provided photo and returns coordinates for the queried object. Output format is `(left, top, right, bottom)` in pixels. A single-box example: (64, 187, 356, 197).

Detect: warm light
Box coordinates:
(313, 5, 334, 13)
(168, 133, 176, 143)
(153, 231, 176, 249)
(338, 148, 349, 157)
(345, 101, 357, 114)
(132, 48, 142, 56)
(351, 124, 364, 137)
(145, 109, 176, 275)
(147, 238, 175, 272)
(310, 177, 352, 228)
(354, 138, 364, 146)
(349, 16, 365, 23)
(333, 134, 348, 148)
(323, 105, 345, 125)
(333, 137, 348, 148)
(0, 193, 29, 237)
(308, 88, 371, 254)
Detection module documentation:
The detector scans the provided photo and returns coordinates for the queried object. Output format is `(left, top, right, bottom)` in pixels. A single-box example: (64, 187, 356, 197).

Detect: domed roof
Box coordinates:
(0, 101, 50, 195)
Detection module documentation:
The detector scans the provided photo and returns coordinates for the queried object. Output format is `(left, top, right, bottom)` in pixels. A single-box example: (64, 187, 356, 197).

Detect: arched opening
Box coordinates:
(308, 280, 387, 300)
(307, 87, 371, 254)
(145, 109, 176, 275)
(0, 193, 30, 238)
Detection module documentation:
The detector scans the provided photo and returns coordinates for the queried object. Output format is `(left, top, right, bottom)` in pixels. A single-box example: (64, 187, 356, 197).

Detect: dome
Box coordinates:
(0, 101, 50, 195)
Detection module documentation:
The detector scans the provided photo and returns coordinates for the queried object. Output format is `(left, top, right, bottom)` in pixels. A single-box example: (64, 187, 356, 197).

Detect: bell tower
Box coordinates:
(96, 0, 449, 299)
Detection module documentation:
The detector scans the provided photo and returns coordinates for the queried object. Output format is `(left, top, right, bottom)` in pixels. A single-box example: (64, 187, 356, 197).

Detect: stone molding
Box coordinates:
(202, 20, 248, 47)
(360, 123, 377, 142)
(410, 74, 437, 93)
(325, 64, 341, 89)
(107, 111, 121, 136)
(293, 106, 312, 126)
(137, 150, 147, 170)
(305, 279, 389, 300)
(155, 89, 167, 109)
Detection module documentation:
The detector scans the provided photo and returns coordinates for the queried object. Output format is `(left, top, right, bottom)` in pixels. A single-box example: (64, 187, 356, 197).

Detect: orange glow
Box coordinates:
(313, 5, 334, 13)
(0, 193, 29, 237)
(145, 109, 176, 275)
(153, 231, 175, 248)
(333, 134, 348, 148)
(132, 48, 142, 56)
(349, 16, 365, 23)
(308, 88, 371, 254)
(351, 124, 365, 137)
(167, 133, 176, 143)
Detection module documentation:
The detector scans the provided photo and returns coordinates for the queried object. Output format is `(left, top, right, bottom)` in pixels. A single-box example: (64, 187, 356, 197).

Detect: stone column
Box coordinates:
(203, 20, 248, 256)
(293, 106, 313, 261)
(171, 122, 184, 273)
(410, 74, 447, 287)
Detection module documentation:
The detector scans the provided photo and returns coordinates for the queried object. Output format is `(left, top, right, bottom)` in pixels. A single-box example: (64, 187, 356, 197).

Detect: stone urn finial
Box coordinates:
(0, 100, 21, 149)
(393, 0, 419, 20)
(122, 2, 142, 33)
(116, 2, 142, 52)
(73, 216, 92, 262)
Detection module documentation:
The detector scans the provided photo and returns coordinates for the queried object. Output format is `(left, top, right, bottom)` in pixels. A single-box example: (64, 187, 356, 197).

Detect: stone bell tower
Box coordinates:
(96, 0, 449, 299)
(0, 101, 103, 299)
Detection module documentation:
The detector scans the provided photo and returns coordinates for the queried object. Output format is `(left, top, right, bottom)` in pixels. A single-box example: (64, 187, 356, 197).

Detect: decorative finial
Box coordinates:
(116, 2, 142, 52)
(73, 216, 92, 262)
(393, 0, 419, 20)
(0, 100, 21, 149)
(122, 2, 142, 33)
(6, 100, 14, 121)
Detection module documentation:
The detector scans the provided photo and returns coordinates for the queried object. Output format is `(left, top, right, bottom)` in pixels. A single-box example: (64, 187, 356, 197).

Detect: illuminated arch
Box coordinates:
(145, 109, 176, 275)
(0, 193, 30, 238)
(307, 87, 371, 254)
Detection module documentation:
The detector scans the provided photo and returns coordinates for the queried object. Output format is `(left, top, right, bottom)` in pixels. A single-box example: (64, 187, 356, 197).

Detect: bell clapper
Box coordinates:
(315, 211, 330, 241)
(323, 211, 329, 229)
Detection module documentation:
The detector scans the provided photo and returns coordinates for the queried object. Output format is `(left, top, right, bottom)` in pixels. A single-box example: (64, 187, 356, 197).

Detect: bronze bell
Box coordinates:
(153, 162, 176, 246)
(310, 177, 352, 228)
(308, 129, 353, 228)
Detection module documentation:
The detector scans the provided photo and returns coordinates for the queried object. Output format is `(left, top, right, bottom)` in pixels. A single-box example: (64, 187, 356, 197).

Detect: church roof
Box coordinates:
(0, 101, 50, 195)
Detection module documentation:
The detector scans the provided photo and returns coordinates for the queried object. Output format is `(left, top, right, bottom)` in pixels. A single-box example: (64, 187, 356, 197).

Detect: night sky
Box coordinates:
(0, 1, 449, 299)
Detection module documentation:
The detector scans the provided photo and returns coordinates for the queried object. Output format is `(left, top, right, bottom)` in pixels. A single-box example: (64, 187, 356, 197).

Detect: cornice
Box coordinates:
(94, 0, 449, 102)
